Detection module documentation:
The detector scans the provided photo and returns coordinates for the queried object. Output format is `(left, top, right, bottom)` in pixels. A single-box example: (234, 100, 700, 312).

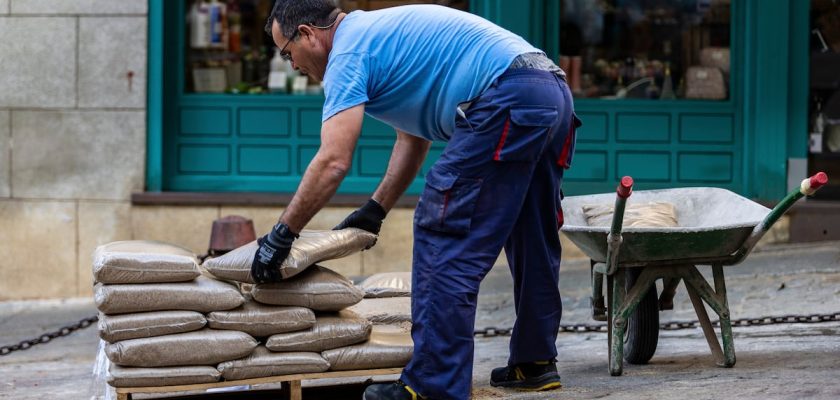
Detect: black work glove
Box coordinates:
(334, 199, 387, 235)
(251, 222, 298, 283)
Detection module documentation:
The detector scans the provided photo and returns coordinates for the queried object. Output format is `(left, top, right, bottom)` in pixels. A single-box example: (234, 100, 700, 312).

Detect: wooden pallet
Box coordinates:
(115, 367, 403, 400)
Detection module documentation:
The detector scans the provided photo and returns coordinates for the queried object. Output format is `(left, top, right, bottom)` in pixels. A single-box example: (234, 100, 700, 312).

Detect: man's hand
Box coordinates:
(251, 223, 298, 283)
(334, 198, 387, 235)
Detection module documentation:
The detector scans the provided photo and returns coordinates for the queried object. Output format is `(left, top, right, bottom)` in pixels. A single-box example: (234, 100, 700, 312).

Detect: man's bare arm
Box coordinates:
(373, 130, 432, 211)
(279, 104, 365, 232)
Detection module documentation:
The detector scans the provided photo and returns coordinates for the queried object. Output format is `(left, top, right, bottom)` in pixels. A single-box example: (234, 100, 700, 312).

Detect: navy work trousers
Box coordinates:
(400, 68, 578, 400)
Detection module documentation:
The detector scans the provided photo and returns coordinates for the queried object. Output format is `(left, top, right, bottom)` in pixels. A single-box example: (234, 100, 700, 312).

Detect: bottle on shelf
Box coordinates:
(810, 98, 826, 154)
(189, 0, 210, 49)
(208, 0, 228, 50)
(227, 0, 241, 53)
(268, 48, 289, 93)
(660, 63, 676, 100)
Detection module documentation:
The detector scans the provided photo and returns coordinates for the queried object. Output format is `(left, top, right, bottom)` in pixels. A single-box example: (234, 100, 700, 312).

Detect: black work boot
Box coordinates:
(490, 360, 562, 391)
(363, 380, 426, 400)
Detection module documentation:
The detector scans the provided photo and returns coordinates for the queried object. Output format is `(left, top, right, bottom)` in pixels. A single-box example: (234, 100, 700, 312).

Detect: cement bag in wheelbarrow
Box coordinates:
(321, 325, 413, 371)
(106, 329, 257, 367)
(94, 275, 244, 315)
(266, 311, 372, 352)
(202, 228, 377, 283)
(583, 201, 679, 228)
(93, 240, 199, 284)
(360, 272, 411, 298)
(217, 346, 330, 380)
(98, 310, 206, 343)
(206, 301, 316, 337)
(346, 297, 412, 324)
(108, 364, 221, 387)
(251, 265, 364, 311)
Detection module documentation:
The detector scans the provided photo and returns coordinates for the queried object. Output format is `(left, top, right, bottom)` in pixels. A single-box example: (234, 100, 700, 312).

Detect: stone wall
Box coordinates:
(0, 0, 148, 300)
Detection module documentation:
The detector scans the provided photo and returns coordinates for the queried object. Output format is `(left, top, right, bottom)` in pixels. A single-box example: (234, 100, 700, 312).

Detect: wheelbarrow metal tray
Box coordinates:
(561, 188, 770, 265)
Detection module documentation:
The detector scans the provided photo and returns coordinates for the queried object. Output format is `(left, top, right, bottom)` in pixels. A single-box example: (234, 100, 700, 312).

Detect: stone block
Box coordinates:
(77, 201, 132, 297)
(361, 209, 414, 275)
(0, 200, 77, 300)
(12, 111, 145, 200)
(130, 206, 219, 256)
(0, 18, 75, 108)
(11, 0, 147, 14)
(0, 111, 9, 197)
(79, 17, 146, 108)
(1, 0, 8, 14)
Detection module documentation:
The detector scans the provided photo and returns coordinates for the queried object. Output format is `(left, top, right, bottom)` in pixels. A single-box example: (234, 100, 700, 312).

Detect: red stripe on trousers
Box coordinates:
(493, 118, 511, 161)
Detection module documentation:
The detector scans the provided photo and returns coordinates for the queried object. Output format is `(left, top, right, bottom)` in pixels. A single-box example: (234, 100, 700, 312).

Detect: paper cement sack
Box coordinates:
(321, 325, 413, 371)
(251, 265, 364, 311)
(359, 272, 412, 298)
(95, 275, 244, 315)
(206, 301, 316, 337)
(92, 240, 200, 284)
(346, 297, 412, 325)
(265, 311, 372, 352)
(98, 311, 206, 343)
(202, 229, 377, 283)
(582, 201, 679, 229)
(108, 364, 220, 387)
(106, 329, 257, 367)
(216, 347, 330, 380)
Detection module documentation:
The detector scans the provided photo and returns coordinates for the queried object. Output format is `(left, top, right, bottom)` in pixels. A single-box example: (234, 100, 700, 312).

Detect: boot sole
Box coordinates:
(490, 373, 562, 391)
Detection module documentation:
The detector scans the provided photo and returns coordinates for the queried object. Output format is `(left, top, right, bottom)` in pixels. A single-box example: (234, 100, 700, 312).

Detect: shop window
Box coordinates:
(184, 0, 468, 96)
(559, 0, 731, 101)
(808, 0, 840, 199)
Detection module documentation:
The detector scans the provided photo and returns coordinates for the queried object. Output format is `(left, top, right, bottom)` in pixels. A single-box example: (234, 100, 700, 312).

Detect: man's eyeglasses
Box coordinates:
(279, 29, 299, 62)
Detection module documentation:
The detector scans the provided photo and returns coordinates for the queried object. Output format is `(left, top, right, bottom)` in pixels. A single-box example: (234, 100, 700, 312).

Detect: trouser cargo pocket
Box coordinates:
(493, 105, 558, 162)
(415, 168, 482, 235)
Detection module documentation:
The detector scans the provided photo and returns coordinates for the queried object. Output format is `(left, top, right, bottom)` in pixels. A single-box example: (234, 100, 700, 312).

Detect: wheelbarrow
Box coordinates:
(560, 172, 829, 376)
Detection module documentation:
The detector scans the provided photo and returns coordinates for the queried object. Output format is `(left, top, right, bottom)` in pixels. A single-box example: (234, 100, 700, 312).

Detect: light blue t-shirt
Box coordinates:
(322, 5, 540, 142)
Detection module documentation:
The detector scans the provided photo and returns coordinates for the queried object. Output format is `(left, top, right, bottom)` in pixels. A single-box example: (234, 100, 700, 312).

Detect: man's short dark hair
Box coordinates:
(265, 0, 338, 38)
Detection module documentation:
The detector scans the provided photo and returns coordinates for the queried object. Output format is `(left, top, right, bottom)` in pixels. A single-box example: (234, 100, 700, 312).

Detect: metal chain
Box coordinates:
(0, 315, 98, 356)
(474, 312, 840, 337)
(3, 312, 840, 353)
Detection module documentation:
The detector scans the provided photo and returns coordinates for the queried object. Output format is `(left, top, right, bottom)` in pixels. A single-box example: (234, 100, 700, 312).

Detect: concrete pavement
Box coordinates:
(1, 240, 839, 399)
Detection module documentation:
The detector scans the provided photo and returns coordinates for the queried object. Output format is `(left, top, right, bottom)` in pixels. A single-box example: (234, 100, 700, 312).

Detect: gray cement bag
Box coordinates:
(583, 202, 679, 228)
(202, 229, 377, 283)
(251, 265, 364, 311)
(108, 364, 220, 387)
(321, 325, 413, 371)
(360, 272, 412, 298)
(106, 329, 257, 367)
(98, 311, 206, 343)
(216, 346, 330, 381)
(265, 311, 372, 352)
(206, 301, 316, 337)
(95, 275, 244, 315)
(347, 297, 412, 324)
(93, 240, 200, 284)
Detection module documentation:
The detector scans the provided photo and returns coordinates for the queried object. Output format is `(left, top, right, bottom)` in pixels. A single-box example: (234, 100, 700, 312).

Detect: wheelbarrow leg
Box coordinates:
(713, 264, 736, 367)
(592, 260, 607, 321)
(609, 268, 627, 376)
(679, 264, 736, 368)
(659, 277, 681, 311)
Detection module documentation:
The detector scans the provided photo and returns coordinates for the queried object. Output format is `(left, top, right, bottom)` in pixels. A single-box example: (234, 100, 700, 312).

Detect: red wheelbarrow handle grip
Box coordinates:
(810, 172, 828, 189)
(800, 172, 828, 196)
(617, 176, 634, 198)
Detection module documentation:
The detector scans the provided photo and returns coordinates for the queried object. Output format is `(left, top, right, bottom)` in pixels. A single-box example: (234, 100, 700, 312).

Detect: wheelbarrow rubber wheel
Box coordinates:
(624, 268, 659, 364)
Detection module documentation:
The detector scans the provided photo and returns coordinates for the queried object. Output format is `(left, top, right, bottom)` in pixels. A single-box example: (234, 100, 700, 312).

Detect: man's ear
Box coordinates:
(298, 24, 316, 40)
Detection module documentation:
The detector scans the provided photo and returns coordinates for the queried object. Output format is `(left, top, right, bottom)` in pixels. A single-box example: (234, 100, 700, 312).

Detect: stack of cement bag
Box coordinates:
(348, 272, 413, 327)
(93, 229, 414, 388)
